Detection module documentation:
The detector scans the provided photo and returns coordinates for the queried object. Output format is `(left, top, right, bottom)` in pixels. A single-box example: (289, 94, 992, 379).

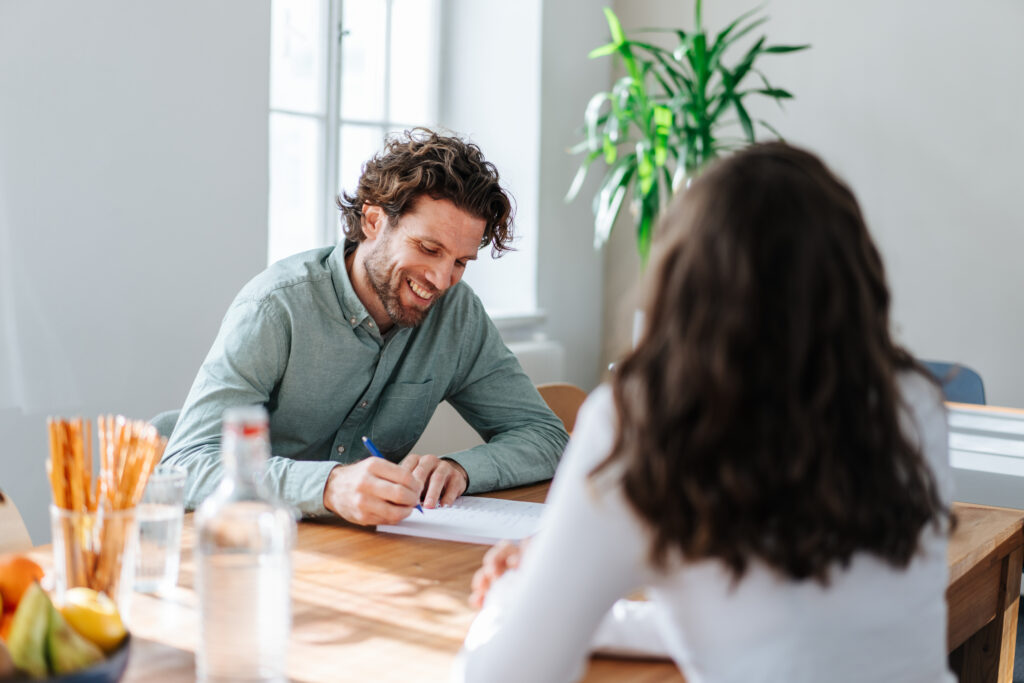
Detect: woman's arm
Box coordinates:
(453, 387, 660, 682)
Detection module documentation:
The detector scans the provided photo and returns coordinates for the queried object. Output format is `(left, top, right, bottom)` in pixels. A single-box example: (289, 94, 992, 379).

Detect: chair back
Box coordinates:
(537, 383, 588, 434)
(921, 361, 986, 405)
(150, 409, 181, 440)
(0, 488, 33, 553)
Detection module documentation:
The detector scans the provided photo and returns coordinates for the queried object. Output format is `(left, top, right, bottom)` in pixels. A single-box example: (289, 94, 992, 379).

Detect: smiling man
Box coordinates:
(163, 129, 569, 525)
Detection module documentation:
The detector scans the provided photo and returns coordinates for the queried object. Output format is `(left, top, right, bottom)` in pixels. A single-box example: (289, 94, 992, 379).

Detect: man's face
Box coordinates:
(363, 196, 486, 328)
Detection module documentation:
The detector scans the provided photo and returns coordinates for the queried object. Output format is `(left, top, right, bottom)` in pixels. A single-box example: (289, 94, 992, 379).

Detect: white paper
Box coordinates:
(376, 496, 544, 544)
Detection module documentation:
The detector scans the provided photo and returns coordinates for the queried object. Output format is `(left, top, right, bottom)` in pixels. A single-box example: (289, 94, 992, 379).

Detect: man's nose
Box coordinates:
(424, 261, 456, 291)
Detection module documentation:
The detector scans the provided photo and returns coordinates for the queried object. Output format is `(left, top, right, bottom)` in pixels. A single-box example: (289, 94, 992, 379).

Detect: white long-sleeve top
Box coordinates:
(454, 373, 955, 683)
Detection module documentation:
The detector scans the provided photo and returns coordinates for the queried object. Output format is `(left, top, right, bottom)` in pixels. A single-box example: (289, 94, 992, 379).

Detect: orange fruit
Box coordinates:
(0, 555, 45, 613)
(0, 611, 11, 641)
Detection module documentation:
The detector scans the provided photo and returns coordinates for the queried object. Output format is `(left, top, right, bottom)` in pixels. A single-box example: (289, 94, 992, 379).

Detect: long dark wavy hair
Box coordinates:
(337, 128, 514, 257)
(597, 143, 948, 582)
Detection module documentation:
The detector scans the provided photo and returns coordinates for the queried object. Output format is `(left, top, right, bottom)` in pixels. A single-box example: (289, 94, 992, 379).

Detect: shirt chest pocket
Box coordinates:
(369, 379, 435, 457)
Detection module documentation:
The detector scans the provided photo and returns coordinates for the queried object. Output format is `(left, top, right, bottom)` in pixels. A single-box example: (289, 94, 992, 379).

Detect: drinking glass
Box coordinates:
(133, 464, 187, 594)
(50, 505, 137, 612)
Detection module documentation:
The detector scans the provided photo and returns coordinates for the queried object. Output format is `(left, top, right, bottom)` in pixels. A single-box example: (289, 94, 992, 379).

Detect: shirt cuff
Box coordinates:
(283, 459, 341, 517)
(442, 445, 500, 494)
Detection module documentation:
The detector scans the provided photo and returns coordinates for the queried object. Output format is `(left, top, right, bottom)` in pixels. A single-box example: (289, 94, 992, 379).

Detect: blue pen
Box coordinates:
(362, 435, 424, 513)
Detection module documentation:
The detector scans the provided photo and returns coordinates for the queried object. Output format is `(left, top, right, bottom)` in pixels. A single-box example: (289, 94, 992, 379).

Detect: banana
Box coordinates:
(6, 582, 48, 678)
(45, 600, 103, 675)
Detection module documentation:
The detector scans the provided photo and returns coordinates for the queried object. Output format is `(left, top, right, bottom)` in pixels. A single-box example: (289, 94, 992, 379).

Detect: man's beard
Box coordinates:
(364, 234, 441, 328)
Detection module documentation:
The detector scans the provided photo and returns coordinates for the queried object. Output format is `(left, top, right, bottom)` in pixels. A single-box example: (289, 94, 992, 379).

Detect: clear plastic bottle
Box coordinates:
(195, 406, 296, 683)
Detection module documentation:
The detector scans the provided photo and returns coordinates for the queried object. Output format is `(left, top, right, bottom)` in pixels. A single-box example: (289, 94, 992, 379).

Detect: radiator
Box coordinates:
(411, 339, 565, 456)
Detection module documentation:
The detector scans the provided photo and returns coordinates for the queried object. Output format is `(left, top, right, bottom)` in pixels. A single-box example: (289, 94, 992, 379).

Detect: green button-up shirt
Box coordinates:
(163, 244, 568, 516)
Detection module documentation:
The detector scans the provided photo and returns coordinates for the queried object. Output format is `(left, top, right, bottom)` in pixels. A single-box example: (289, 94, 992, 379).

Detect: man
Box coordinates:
(163, 129, 569, 525)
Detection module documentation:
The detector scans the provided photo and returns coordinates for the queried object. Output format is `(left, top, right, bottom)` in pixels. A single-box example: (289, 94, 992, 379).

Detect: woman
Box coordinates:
(454, 143, 954, 682)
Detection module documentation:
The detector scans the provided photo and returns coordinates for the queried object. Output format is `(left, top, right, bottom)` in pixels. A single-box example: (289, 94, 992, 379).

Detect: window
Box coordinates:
(268, 0, 441, 265)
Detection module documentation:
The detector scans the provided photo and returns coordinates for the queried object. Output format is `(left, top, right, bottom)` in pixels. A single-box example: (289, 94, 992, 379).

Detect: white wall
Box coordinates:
(440, 0, 542, 317)
(609, 0, 1024, 406)
(0, 0, 270, 543)
(441, 0, 609, 392)
(536, 0, 611, 391)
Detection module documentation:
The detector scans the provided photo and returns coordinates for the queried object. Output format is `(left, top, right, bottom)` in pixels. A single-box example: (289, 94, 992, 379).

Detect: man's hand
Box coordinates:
(322, 458, 423, 526)
(401, 453, 468, 508)
(469, 539, 528, 609)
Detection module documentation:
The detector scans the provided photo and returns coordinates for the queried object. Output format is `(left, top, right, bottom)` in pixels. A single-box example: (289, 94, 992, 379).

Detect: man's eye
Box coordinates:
(455, 260, 468, 269)
(420, 245, 439, 255)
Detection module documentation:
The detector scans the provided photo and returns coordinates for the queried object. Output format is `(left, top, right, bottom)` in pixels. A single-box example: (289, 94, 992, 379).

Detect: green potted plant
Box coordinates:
(567, 1, 809, 263)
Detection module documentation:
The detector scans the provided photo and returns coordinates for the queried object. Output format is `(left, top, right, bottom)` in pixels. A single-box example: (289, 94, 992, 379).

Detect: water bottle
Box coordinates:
(195, 406, 296, 682)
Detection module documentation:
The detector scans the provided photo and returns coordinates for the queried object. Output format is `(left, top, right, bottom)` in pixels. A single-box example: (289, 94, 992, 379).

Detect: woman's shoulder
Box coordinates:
(897, 368, 947, 435)
(554, 384, 617, 474)
(896, 368, 952, 500)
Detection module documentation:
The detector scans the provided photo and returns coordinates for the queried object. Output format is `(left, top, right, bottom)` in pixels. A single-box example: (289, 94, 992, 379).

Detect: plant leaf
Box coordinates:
(603, 134, 617, 164)
(568, 139, 591, 155)
(763, 44, 811, 53)
(653, 105, 672, 167)
(604, 7, 626, 44)
(715, 16, 767, 54)
(565, 149, 602, 202)
(637, 142, 654, 195)
(588, 42, 619, 59)
(750, 87, 794, 99)
(708, 13, 767, 73)
(602, 8, 643, 84)
(584, 92, 610, 151)
(711, 4, 764, 49)
(594, 157, 637, 248)
(757, 118, 785, 140)
(651, 52, 696, 95)
(731, 35, 766, 86)
(733, 95, 755, 142)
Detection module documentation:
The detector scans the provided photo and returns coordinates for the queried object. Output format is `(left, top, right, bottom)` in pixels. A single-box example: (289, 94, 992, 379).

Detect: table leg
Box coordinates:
(949, 548, 1023, 683)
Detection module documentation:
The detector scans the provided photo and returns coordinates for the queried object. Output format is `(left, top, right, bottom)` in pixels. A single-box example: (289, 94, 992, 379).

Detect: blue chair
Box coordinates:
(150, 409, 181, 440)
(920, 361, 986, 405)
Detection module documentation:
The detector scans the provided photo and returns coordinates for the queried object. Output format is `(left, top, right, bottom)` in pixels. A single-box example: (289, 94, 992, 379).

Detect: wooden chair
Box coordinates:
(537, 382, 588, 434)
(0, 488, 33, 553)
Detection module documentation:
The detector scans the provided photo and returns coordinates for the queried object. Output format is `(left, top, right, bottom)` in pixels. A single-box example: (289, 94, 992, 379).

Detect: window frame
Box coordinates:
(268, 0, 442, 257)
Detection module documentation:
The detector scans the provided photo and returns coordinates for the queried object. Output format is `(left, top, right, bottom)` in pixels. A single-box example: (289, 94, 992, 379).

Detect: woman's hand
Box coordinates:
(469, 538, 530, 609)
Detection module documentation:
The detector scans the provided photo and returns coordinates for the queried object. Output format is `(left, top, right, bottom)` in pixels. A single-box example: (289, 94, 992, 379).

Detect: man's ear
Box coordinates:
(361, 203, 386, 240)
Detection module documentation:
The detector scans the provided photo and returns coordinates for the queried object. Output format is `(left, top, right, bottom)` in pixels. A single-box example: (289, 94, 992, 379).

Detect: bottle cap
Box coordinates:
(223, 405, 269, 436)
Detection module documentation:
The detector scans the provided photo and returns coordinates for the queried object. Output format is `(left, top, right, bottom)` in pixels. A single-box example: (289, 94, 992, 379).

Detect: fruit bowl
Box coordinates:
(43, 634, 130, 683)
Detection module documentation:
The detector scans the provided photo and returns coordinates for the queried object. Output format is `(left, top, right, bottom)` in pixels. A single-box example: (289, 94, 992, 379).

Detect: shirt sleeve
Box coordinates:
(439, 302, 569, 493)
(162, 297, 338, 516)
(452, 387, 655, 682)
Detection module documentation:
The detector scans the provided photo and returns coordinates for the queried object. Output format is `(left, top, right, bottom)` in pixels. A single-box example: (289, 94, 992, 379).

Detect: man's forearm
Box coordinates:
(442, 418, 568, 493)
(162, 443, 339, 516)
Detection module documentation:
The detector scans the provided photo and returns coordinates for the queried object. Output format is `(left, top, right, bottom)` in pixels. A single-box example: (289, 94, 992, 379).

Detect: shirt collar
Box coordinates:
(329, 240, 373, 329)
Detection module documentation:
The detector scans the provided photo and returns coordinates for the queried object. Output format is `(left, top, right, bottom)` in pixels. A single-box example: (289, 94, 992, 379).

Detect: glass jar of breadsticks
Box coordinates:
(47, 416, 166, 614)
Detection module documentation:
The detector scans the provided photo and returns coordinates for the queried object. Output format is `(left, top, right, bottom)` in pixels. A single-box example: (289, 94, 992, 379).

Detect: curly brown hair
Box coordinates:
(597, 143, 948, 583)
(336, 128, 514, 257)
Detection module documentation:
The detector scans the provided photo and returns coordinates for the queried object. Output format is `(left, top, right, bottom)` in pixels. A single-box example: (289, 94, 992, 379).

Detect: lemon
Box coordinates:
(57, 588, 126, 652)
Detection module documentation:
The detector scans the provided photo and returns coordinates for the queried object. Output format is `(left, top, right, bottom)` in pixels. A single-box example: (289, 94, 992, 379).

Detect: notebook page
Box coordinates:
(376, 496, 544, 545)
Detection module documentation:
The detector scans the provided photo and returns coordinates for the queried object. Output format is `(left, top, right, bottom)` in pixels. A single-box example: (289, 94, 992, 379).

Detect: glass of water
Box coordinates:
(134, 464, 187, 594)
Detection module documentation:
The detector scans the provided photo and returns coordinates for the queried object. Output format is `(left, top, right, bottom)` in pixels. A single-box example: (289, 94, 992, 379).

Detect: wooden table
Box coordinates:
(947, 503, 1023, 683)
(31, 487, 1023, 682)
(107, 484, 681, 683)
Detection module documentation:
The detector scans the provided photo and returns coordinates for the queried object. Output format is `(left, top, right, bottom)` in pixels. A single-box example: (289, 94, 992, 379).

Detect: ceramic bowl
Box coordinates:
(45, 634, 131, 683)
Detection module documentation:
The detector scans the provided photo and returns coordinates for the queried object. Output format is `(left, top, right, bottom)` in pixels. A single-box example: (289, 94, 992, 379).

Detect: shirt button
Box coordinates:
(360, 401, 368, 408)
(368, 321, 375, 328)
(349, 317, 357, 324)
(337, 445, 345, 454)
